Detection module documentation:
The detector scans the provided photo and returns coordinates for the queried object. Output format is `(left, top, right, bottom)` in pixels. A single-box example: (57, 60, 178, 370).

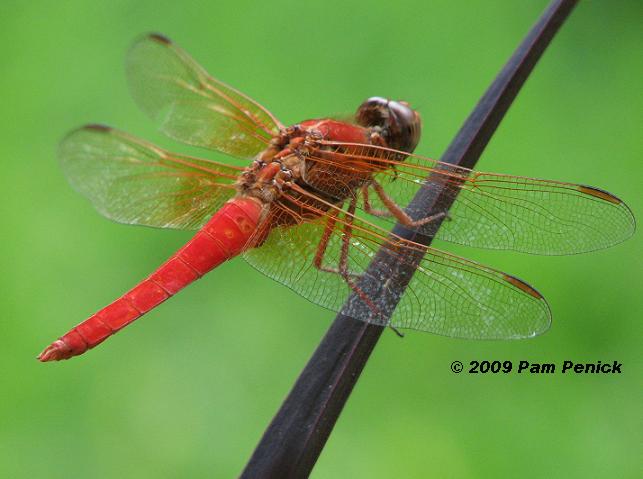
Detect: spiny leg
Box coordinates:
(313, 208, 345, 275)
(313, 196, 402, 336)
(365, 181, 448, 227)
(312, 202, 359, 280)
(342, 200, 405, 338)
(336, 197, 356, 281)
(361, 185, 393, 218)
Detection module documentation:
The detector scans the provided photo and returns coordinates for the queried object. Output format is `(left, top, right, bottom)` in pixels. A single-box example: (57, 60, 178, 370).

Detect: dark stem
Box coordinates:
(241, 0, 578, 477)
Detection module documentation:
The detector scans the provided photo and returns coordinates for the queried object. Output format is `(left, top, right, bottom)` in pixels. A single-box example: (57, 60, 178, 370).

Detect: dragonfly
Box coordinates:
(38, 33, 635, 361)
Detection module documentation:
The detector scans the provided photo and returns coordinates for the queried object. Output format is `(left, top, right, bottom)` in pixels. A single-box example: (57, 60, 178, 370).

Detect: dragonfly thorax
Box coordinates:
(236, 109, 420, 211)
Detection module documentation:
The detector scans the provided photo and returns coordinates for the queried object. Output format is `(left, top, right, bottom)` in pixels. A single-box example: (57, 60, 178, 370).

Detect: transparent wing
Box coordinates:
(307, 141, 635, 255)
(126, 33, 283, 159)
(244, 189, 550, 339)
(59, 125, 242, 229)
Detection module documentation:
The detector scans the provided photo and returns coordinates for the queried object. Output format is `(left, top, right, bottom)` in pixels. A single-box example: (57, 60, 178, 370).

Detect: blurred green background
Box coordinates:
(2, 0, 641, 477)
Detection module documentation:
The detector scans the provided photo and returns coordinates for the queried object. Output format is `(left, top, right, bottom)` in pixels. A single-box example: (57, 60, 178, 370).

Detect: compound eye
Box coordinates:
(360, 96, 388, 110)
(389, 101, 415, 129)
(355, 97, 422, 152)
(355, 97, 389, 128)
(388, 100, 422, 153)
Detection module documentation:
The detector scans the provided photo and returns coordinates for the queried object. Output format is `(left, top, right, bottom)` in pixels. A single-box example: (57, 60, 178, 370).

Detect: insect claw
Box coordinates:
(391, 165, 399, 182)
(389, 325, 405, 338)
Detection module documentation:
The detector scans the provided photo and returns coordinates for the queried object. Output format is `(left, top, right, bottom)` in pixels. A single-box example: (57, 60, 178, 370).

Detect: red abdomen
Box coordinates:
(38, 197, 263, 361)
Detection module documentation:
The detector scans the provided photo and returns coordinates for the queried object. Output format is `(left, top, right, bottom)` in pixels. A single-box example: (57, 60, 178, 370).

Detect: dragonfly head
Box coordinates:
(355, 97, 422, 153)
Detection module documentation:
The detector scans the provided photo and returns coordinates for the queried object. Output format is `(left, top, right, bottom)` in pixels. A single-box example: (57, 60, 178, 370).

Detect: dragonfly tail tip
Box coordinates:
(37, 340, 72, 362)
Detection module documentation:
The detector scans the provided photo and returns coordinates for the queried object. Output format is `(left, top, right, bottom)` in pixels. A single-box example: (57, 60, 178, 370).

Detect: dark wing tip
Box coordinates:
(502, 273, 552, 337)
(148, 32, 172, 45)
(59, 124, 113, 147)
(577, 184, 623, 205)
(84, 123, 112, 133)
(503, 273, 545, 300)
(577, 184, 636, 236)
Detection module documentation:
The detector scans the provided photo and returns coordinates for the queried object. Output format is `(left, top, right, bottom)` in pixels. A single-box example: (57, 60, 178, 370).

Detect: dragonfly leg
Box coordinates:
(312, 200, 363, 281)
(342, 198, 405, 336)
(361, 185, 393, 217)
(312, 197, 398, 330)
(312, 207, 359, 280)
(390, 326, 405, 338)
(313, 208, 342, 274)
(369, 180, 448, 227)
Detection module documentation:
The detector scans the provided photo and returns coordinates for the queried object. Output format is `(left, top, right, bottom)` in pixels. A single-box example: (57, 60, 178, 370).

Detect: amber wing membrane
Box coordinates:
(58, 125, 242, 229)
(244, 191, 551, 339)
(126, 33, 283, 159)
(310, 141, 636, 255)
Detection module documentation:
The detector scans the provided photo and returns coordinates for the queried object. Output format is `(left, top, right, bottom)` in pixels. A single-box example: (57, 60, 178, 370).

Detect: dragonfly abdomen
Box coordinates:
(38, 197, 263, 361)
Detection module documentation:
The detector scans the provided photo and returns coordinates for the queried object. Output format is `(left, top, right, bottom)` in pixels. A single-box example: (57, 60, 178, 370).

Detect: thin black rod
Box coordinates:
(241, 1, 578, 477)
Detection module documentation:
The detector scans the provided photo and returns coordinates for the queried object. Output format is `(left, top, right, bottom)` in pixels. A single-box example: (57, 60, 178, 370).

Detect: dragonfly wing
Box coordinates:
(386, 244, 550, 338)
(243, 194, 550, 339)
(310, 142, 635, 255)
(126, 33, 283, 159)
(432, 171, 636, 255)
(59, 125, 241, 230)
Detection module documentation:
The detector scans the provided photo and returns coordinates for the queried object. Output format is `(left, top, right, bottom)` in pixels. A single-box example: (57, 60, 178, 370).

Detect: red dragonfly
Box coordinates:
(39, 33, 635, 361)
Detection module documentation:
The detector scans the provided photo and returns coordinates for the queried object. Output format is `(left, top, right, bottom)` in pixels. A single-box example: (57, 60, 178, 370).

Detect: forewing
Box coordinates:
(243, 194, 550, 339)
(59, 125, 241, 229)
(126, 33, 283, 159)
(311, 142, 635, 255)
